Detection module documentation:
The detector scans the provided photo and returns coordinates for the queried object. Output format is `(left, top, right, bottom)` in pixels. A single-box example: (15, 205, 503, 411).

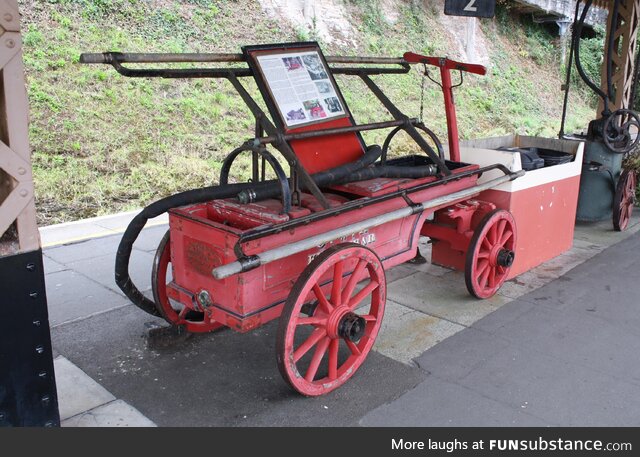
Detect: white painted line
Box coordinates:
(41, 220, 168, 248)
(40, 207, 169, 248)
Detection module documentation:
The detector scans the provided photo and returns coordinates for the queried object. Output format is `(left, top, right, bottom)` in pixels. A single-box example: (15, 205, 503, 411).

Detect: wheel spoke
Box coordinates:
(297, 316, 327, 327)
(499, 229, 513, 247)
(331, 260, 344, 307)
(328, 339, 339, 380)
(476, 259, 490, 276)
(488, 224, 498, 244)
(341, 259, 367, 306)
(304, 337, 330, 382)
(293, 327, 327, 363)
(496, 219, 506, 244)
(477, 249, 490, 259)
(313, 284, 333, 313)
(345, 338, 361, 355)
(478, 264, 491, 289)
(348, 280, 379, 310)
(488, 267, 497, 288)
(481, 237, 492, 250)
(361, 314, 377, 322)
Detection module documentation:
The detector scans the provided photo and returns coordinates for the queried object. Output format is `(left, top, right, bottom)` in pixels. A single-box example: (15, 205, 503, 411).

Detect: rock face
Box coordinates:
(437, 0, 491, 66)
(256, 0, 489, 65)
(257, 0, 357, 46)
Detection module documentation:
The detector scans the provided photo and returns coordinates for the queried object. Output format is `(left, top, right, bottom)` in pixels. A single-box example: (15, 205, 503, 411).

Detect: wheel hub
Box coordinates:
(496, 249, 515, 267)
(326, 305, 366, 342)
(338, 312, 366, 342)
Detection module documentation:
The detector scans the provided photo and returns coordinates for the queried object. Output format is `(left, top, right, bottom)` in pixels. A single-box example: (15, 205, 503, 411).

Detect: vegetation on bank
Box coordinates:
(18, 0, 598, 224)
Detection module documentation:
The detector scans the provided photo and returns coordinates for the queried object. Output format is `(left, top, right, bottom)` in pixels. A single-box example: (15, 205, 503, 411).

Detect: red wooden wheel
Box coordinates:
(276, 243, 386, 396)
(152, 230, 222, 333)
(613, 169, 636, 231)
(465, 209, 516, 299)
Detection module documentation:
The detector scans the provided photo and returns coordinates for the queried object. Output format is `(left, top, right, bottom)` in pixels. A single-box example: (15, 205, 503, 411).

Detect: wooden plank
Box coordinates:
(2, 54, 30, 159)
(16, 200, 40, 252)
(0, 141, 31, 181)
(0, 183, 30, 238)
(0, 33, 21, 69)
(0, 2, 20, 32)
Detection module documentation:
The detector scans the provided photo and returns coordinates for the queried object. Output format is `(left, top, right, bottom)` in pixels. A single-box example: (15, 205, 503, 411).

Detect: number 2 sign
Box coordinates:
(444, 0, 495, 18)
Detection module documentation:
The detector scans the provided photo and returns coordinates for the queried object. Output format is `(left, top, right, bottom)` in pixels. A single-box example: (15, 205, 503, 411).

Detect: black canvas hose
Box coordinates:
(116, 144, 385, 315)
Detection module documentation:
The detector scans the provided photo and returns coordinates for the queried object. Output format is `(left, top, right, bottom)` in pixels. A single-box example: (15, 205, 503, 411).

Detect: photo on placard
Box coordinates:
(282, 56, 303, 71)
(324, 96, 342, 113)
(302, 54, 328, 80)
(286, 107, 306, 122)
(303, 99, 327, 119)
(315, 81, 332, 94)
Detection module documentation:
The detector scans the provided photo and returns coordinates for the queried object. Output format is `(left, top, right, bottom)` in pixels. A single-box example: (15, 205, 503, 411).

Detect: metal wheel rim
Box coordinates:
(613, 169, 636, 231)
(465, 209, 516, 299)
(276, 243, 386, 396)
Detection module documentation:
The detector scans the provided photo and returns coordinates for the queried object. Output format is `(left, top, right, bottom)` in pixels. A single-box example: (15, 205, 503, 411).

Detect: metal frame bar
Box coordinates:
(234, 163, 515, 244)
(598, 0, 640, 116)
(212, 170, 524, 279)
(357, 73, 452, 176)
(78, 48, 416, 210)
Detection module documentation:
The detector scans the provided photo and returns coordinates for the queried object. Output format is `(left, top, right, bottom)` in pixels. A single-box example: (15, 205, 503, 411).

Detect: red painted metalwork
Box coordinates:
(166, 168, 483, 334)
(288, 117, 365, 174)
(403, 52, 486, 163)
(422, 200, 495, 270)
(151, 230, 223, 333)
(276, 243, 386, 396)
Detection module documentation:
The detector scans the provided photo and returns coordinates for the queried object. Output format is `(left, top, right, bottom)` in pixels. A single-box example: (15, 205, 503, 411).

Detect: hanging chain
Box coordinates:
(419, 63, 427, 123)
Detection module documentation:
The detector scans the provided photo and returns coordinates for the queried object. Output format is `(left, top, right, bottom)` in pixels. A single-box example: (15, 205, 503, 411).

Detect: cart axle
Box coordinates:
(338, 312, 366, 342)
(497, 249, 515, 268)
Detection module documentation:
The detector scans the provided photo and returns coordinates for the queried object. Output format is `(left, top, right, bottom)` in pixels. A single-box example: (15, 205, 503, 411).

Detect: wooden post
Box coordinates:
(0, 0, 39, 256)
(598, 0, 640, 116)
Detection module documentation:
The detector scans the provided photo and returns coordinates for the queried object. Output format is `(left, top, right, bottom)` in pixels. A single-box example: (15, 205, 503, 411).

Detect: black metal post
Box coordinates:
(0, 250, 60, 426)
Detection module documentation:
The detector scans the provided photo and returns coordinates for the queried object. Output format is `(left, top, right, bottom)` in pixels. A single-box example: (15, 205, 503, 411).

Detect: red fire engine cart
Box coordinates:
(81, 42, 523, 396)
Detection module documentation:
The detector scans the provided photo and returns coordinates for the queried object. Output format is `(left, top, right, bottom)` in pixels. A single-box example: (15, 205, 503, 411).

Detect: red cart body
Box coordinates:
(168, 166, 480, 333)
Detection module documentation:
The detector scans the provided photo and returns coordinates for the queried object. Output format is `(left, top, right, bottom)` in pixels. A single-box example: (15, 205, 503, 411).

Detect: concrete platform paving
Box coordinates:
(41, 210, 640, 426)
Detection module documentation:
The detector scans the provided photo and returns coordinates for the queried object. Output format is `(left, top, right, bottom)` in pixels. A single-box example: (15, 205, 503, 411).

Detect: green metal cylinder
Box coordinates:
(576, 140, 622, 221)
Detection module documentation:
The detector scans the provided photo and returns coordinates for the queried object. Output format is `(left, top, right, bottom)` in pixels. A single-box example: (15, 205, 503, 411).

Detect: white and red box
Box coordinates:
(443, 135, 584, 279)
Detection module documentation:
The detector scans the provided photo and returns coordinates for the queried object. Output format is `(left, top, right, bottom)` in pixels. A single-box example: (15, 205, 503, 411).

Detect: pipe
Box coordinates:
(79, 52, 405, 66)
(256, 119, 417, 145)
(213, 170, 525, 280)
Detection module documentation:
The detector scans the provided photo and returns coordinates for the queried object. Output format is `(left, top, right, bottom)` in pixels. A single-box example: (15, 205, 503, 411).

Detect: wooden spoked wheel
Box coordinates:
(152, 230, 222, 333)
(613, 169, 637, 232)
(465, 209, 517, 299)
(276, 243, 386, 396)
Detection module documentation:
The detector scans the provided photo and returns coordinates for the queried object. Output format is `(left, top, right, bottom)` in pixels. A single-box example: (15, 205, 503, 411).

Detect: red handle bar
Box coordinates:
(403, 52, 486, 76)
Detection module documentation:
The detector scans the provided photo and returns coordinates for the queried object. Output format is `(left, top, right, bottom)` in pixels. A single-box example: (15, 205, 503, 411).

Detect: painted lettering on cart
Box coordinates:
(307, 230, 377, 263)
